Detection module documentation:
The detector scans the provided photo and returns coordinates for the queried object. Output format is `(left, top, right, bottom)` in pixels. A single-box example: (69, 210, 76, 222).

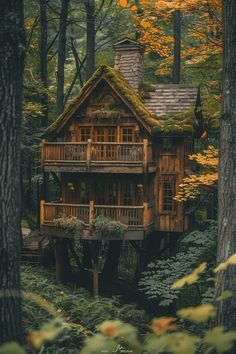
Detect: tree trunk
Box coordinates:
(39, 0, 48, 126)
(55, 239, 71, 283)
(56, 0, 69, 116)
(173, 10, 181, 84)
(85, 0, 95, 80)
(215, 0, 236, 335)
(102, 241, 122, 281)
(0, 0, 25, 344)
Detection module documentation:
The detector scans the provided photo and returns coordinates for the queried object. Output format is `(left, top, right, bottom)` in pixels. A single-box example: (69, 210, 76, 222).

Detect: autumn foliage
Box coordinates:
(175, 145, 218, 201)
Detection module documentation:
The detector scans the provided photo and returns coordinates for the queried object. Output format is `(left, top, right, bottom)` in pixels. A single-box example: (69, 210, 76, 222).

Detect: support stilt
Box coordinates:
(88, 241, 100, 296)
(54, 239, 71, 283)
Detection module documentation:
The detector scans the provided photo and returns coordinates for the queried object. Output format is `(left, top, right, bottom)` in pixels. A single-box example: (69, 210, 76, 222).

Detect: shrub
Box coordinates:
(21, 266, 149, 353)
(92, 214, 128, 239)
(139, 222, 217, 307)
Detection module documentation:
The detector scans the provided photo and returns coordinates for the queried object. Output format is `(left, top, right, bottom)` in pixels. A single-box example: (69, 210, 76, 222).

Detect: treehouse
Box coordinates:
(40, 38, 202, 287)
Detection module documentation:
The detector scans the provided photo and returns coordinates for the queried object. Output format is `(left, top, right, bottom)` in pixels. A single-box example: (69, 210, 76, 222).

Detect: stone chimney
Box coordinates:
(113, 38, 145, 91)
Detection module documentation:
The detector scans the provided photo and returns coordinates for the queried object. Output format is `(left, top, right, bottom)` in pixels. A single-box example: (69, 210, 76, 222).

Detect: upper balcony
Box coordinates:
(41, 139, 156, 174)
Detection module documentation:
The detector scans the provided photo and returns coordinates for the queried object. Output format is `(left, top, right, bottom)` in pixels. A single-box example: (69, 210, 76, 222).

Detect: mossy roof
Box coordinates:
(46, 65, 199, 136)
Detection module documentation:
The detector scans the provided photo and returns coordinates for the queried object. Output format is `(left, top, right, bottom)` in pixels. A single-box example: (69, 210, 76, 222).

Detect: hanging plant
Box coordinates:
(54, 216, 85, 238)
(92, 214, 128, 239)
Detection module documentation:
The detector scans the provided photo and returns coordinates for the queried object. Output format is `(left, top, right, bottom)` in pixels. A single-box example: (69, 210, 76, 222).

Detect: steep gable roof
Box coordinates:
(47, 65, 157, 135)
(46, 65, 201, 136)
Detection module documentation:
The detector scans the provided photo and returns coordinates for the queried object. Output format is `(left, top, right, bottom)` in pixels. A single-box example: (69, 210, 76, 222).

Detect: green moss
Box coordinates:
(46, 65, 197, 136)
(138, 82, 156, 100)
(151, 108, 195, 135)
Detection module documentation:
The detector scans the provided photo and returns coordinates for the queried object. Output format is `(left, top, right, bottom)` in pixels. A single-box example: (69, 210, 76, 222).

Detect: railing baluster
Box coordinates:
(42, 202, 153, 230)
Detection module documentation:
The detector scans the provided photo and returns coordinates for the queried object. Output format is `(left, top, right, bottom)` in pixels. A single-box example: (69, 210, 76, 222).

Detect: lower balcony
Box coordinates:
(40, 201, 155, 240)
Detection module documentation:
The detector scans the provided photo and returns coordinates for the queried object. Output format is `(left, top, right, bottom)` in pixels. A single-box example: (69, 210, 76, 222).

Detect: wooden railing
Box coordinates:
(41, 139, 153, 165)
(40, 201, 154, 229)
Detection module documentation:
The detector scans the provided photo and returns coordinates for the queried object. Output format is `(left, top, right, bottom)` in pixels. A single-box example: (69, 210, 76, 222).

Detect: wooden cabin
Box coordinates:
(40, 38, 202, 285)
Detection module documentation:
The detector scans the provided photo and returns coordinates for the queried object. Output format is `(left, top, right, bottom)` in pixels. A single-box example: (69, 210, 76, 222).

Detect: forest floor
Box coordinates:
(21, 265, 150, 353)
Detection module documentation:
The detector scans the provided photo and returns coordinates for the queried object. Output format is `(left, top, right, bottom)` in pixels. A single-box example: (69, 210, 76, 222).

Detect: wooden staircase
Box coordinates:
(21, 228, 48, 265)
(21, 247, 41, 265)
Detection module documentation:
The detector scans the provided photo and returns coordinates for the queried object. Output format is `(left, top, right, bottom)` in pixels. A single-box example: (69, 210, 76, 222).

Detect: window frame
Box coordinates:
(160, 174, 176, 213)
(161, 137, 176, 155)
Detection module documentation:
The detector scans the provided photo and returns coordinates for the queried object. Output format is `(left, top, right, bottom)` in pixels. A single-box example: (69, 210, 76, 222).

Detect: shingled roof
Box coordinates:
(144, 84, 199, 116)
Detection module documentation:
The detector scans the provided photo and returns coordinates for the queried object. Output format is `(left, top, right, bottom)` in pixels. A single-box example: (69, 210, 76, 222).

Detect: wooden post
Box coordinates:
(89, 200, 94, 227)
(93, 263, 99, 296)
(41, 139, 46, 163)
(87, 139, 92, 170)
(143, 202, 148, 231)
(88, 241, 100, 296)
(55, 239, 71, 283)
(40, 200, 45, 232)
(143, 139, 148, 173)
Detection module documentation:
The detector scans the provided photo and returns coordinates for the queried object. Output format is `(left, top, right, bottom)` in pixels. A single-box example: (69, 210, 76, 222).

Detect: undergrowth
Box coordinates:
(21, 266, 149, 353)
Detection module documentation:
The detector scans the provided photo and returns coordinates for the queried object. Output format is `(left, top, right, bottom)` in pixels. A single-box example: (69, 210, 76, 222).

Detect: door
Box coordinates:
(94, 182, 118, 205)
(94, 127, 117, 160)
(120, 127, 135, 161)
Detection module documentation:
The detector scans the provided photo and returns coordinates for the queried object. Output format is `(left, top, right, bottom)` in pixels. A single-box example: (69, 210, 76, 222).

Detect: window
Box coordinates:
(122, 183, 135, 205)
(162, 137, 174, 153)
(121, 128, 134, 142)
(162, 175, 175, 212)
(108, 183, 117, 205)
(80, 182, 90, 204)
(95, 127, 116, 142)
(94, 182, 118, 205)
(96, 127, 105, 142)
(79, 128, 91, 142)
(185, 137, 193, 155)
(107, 127, 116, 142)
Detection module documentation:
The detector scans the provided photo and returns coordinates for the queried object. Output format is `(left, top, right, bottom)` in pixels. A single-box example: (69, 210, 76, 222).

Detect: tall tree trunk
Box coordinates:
(56, 0, 69, 116)
(173, 10, 181, 84)
(85, 0, 95, 80)
(102, 241, 122, 281)
(39, 0, 48, 126)
(0, 0, 25, 344)
(39, 0, 49, 202)
(216, 0, 236, 336)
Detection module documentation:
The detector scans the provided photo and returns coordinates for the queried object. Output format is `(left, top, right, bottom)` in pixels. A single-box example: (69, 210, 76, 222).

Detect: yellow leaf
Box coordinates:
(166, 332, 199, 354)
(204, 327, 236, 353)
(130, 5, 137, 11)
(214, 253, 236, 273)
(216, 290, 233, 301)
(27, 319, 64, 349)
(178, 304, 216, 323)
(172, 263, 207, 289)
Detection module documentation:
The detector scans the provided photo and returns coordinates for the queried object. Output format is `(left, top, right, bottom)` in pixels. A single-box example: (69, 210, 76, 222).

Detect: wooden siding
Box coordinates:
(154, 138, 188, 233)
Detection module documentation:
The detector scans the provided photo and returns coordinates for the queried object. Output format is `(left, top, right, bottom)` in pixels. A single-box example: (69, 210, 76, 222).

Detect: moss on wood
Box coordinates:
(46, 65, 197, 136)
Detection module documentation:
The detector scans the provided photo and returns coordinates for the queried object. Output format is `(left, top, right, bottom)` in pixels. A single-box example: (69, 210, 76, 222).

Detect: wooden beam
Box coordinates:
(40, 200, 45, 231)
(93, 263, 99, 296)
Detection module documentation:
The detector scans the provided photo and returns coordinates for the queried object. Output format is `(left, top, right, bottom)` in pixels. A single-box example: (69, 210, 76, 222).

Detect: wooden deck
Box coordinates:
(40, 201, 155, 240)
(41, 140, 156, 173)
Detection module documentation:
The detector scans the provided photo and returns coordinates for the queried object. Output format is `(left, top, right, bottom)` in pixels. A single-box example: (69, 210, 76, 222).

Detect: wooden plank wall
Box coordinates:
(154, 138, 188, 233)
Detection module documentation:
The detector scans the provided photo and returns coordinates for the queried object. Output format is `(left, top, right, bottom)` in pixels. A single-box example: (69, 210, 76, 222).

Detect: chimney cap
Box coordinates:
(113, 37, 145, 52)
